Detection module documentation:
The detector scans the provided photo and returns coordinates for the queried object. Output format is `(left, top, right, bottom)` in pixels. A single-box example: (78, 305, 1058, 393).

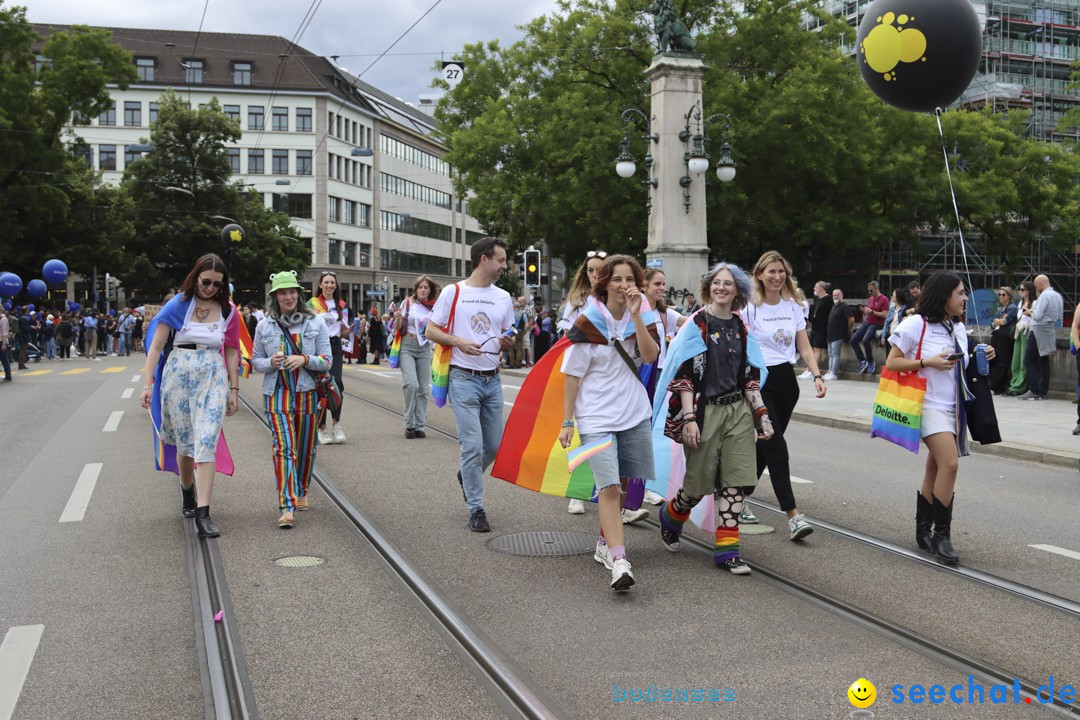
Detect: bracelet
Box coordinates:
(142, 385, 153, 391)
(754, 406, 768, 417)
(920, 359, 925, 368)
(230, 386, 239, 391)
(561, 420, 575, 428)
(813, 374, 823, 381)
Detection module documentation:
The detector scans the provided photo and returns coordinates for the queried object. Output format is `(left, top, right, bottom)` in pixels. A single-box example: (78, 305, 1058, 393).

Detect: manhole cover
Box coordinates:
(739, 523, 776, 535)
(274, 555, 326, 568)
(487, 531, 596, 557)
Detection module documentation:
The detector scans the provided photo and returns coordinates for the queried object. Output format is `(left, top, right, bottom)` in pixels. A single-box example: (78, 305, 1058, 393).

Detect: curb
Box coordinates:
(791, 411, 1079, 469)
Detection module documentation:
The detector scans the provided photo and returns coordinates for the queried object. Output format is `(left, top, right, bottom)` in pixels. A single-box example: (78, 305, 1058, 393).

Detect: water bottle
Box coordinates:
(975, 344, 989, 376)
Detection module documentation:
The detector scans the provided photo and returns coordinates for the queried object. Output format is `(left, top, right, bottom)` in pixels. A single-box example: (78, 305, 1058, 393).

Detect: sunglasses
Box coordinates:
(586, 251, 608, 259)
(321, 272, 337, 278)
(199, 278, 224, 289)
(997, 292, 1008, 297)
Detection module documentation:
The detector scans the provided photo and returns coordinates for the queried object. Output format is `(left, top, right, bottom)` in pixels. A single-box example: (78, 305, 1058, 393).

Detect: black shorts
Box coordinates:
(810, 328, 828, 349)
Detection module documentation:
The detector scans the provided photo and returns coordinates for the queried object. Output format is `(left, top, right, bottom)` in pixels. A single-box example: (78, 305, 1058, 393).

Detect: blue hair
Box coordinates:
(701, 262, 753, 311)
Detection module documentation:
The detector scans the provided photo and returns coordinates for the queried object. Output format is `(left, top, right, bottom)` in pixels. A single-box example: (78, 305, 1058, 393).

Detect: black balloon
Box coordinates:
(857, 0, 982, 112)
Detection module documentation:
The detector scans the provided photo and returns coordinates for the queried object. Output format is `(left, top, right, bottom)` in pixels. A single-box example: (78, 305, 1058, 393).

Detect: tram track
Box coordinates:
(235, 394, 565, 720)
(338, 376, 1080, 717)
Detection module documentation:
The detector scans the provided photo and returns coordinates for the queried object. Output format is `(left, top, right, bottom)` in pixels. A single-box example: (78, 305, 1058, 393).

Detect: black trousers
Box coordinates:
(747, 362, 800, 512)
(320, 337, 344, 426)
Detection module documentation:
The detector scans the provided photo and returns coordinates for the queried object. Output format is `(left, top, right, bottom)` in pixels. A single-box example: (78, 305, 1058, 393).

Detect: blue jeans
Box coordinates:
(119, 331, 132, 355)
(828, 339, 844, 375)
(850, 324, 880, 365)
(45, 338, 56, 359)
(448, 368, 504, 511)
(0, 345, 10, 379)
(399, 335, 432, 431)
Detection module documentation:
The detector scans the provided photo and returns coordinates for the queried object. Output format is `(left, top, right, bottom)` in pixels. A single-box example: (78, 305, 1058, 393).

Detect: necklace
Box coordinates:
(194, 304, 211, 321)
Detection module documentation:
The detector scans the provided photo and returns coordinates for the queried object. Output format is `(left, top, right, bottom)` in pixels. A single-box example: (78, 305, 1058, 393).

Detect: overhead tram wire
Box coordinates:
(186, 0, 210, 105)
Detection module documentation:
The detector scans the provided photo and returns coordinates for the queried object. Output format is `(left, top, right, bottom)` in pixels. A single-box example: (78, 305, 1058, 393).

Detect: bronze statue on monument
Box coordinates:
(648, 0, 697, 54)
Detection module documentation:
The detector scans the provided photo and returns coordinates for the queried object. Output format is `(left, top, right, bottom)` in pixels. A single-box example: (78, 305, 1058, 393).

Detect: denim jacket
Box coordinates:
(251, 315, 332, 396)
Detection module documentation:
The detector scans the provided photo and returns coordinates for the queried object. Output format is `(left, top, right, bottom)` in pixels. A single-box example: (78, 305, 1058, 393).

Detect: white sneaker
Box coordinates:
(332, 425, 346, 444)
(797, 370, 813, 380)
(621, 507, 649, 524)
(610, 558, 635, 591)
(567, 498, 586, 514)
(593, 540, 613, 570)
(643, 490, 665, 506)
(317, 428, 334, 445)
(822, 372, 838, 381)
(788, 513, 814, 541)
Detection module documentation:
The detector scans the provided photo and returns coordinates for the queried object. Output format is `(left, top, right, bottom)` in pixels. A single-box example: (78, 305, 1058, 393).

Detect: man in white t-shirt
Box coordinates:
(426, 237, 516, 532)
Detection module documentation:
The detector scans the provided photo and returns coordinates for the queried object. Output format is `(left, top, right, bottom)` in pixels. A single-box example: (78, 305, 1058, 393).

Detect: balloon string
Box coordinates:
(934, 108, 981, 329)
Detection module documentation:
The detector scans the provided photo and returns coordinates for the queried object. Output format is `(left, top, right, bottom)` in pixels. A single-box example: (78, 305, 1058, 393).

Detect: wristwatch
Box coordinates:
(813, 374, 824, 381)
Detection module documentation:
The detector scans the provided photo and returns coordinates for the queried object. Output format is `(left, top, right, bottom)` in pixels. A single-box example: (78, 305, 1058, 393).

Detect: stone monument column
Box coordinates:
(644, 55, 709, 305)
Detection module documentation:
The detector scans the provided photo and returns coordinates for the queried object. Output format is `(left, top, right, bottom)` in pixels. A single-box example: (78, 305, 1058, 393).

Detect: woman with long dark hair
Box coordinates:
(989, 286, 1018, 394)
(1005, 281, 1035, 396)
(393, 275, 441, 438)
(886, 271, 994, 563)
(741, 251, 826, 540)
(643, 267, 688, 368)
(140, 253, 240, 537)
(309, 272, 351, 444)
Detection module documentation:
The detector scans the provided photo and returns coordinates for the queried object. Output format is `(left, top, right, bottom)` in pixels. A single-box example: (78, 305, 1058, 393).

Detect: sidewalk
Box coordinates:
(502, 365, 1080, 469)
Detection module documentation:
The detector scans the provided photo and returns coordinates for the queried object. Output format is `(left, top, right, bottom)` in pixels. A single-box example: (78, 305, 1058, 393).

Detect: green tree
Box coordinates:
(122, 90, 308, 296)
(0, 5, 136, 283)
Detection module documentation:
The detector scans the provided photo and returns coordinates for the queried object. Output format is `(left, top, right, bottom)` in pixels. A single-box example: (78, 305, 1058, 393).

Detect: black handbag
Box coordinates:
(964, 358, 1001, 445)
(277, 320, 342, 415)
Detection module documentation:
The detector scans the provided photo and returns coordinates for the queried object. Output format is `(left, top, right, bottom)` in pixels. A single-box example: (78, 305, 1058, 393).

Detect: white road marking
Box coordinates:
(762, 469, 814, 484)
(131, 374, 141, 382)
(0, 625, 45, 720)
(102, 411, 123, 432)
(121, 388, 134, 399)
(1029, 544, 1080, 562)
(502, 383, 521, 390)
(60, 463, 103, 523)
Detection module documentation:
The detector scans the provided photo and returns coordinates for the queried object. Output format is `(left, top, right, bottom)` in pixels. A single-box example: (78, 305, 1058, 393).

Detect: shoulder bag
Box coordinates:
(277, 320, 342, 415)
(869, 319, 927, 454)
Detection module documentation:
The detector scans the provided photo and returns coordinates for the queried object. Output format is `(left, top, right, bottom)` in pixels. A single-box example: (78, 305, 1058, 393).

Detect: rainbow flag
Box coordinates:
(492, 298, 659, 500)
(567, 435, 613, 472)
(388, 332, 403, 368)
(430, 285, 461, 408)
(236, 306, 254, 379)
(869, 368, 927, 454)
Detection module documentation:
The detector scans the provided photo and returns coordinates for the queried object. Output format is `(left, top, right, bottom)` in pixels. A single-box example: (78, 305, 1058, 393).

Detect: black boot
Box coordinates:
(195, 506, 220, 538)
(181, 485, 197, 518)
(915, 492, 933, 552)
(930, 495, 958, 564)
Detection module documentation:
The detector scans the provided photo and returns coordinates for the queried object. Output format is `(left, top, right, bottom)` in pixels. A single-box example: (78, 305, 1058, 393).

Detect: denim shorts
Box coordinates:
(579, 418, 655, 491)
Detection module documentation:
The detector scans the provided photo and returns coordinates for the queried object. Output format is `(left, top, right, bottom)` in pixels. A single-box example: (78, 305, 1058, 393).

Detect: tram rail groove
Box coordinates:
(238, 395, 565, 720)
(744, 498, 1080, 620)
(343, 377, 1078, 620)
(650, 519, 1080, 717)
(183, 517, 260, 720)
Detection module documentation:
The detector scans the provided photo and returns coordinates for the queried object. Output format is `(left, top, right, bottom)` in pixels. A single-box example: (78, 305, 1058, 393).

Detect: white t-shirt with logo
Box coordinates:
(746, 298, 806, 366)
(889, 315, 969, 413)
(429, 282, 514, 371)
(316, 306, 343, 338)
(561, 310, 651, 434)
(405, 300, 433, 346)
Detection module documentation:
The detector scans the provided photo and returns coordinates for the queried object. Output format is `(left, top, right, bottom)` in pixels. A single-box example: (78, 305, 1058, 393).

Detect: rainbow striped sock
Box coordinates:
(714, 527, 740, 565)
(660, 501, 690, 536)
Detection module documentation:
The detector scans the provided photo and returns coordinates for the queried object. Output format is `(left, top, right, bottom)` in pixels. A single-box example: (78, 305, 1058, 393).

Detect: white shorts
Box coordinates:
(921, 406, 956, 439)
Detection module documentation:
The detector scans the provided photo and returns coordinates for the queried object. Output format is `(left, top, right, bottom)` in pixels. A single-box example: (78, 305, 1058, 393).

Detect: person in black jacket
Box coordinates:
(801, 281, 830, 379)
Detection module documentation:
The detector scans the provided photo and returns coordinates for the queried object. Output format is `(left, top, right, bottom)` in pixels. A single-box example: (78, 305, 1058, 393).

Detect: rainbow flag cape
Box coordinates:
(648, 309, 768, 533)
(492, 297, 659, 500)
(431, 284, 461, 407)
(237, 309, 253, 379)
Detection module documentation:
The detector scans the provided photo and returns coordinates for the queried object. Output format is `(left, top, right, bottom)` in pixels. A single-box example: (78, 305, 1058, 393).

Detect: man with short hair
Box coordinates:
(904, 280, 921, 316)
(850, 280, 888, 374)
(1020, 274, 1063, 400)
(0, 309, 11, 381)
(825, 289, 853, 380)
(118, 308, 136, 356)
(427, 237, 516, 532)
(683, 293, 700, 315)
(83, 311, 98, 361)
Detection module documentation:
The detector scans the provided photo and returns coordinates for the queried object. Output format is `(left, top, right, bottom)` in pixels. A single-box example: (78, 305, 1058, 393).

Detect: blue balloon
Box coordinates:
(73, 303, 80, 311)
(26, 303, 35, 312)
(42, 259, 68, 284)
(109, 309, 116, 316)
(0, 272, 21, 297)
(26, 279, 47, 299)
(2, 300, 10, 311)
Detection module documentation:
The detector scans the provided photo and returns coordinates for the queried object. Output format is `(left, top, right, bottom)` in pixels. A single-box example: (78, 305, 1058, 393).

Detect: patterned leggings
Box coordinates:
(660, 487, 747, 564)
(266, 388, 319, 513)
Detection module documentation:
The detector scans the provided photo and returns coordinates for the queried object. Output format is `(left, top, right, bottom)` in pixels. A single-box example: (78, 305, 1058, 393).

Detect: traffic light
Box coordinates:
(524, 249, 541, 286)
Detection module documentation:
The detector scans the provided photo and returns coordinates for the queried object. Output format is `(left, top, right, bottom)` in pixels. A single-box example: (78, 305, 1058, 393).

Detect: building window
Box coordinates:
(328, 238, 341, 265)
(271, 106, 288, 131)
(135, 57, 155, 81)
(248, 149, 264, 174)
(72, 111, 89, 126)
(98, 103, 116, 126)
(288, 193, 312, 219)
(357, 203, 371, 228)
(352, 120, 358, 145)
(99, 145, 116, 171)
(336, 114, 342, 138)
(248, 106, 264, 131)
(124, 145, 146, 165)
(226, 148, 240, 174)
(184, 59, 204, 84)
(328, 196, 341, 222)
(344, 241, 356, 266)
(296, 108, 312, 132)
(78, 145, 92, 168)
(123, 101, 141, 127)
(34, 54, 50, 74)
(272, 149, 288, 175)
(223, 104, 240, 123)
(296, 150, 312, 175)
(233, 61, 252, 86)
(344, 201, 354, 225)
(328, 111, 335, 136)
(148, 102, 159, 125)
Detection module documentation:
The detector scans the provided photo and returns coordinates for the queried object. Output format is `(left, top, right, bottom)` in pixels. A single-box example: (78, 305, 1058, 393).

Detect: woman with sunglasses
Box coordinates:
(1005, 281, 1036, 396)
(309, 272, 351, 444)
(988, 286, 1018, 394)
(141, 253, 241, 537)
(252, 271, 332, 528)
(392, 275, 441, 438)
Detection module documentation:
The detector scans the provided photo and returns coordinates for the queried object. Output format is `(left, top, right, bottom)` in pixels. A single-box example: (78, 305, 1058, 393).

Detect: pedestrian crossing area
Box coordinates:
(14, 364, 132, 377)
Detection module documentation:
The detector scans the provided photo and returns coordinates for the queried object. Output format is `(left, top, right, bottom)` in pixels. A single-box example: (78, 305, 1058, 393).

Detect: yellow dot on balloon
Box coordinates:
(882, 11, 895, 24)
(898, 14, 908, 24)
(898, 28, 927, 63)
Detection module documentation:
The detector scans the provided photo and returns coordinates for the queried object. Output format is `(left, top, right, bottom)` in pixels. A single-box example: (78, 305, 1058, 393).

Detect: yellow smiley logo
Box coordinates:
(848, 678, 877, 709)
